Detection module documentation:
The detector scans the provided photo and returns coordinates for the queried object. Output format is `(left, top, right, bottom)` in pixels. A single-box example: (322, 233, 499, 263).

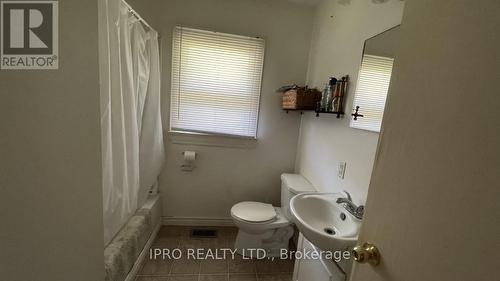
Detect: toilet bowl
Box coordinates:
(230, 174, 315, 257)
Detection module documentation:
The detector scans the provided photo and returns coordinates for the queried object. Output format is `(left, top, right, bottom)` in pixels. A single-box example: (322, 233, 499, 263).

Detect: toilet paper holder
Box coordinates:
(181, 151, 196, 171)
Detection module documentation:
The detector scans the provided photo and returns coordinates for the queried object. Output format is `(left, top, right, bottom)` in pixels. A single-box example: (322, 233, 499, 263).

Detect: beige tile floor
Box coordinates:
(135, 226, 294, 281)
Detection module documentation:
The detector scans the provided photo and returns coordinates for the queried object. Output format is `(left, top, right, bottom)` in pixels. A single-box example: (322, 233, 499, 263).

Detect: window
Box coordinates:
(350, 54, 394, 132)
(170, 26, 265, 138)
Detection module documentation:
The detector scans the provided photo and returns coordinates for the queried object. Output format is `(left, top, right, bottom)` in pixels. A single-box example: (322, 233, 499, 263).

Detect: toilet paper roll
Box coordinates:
(183, 151, 196, 162)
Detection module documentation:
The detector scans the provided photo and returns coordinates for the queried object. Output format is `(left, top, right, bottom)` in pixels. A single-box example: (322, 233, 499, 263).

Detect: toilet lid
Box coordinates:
(231, 202, 277, 223)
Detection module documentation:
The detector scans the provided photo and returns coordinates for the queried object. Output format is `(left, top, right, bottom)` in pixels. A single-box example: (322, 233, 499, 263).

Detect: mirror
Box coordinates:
(350, 26, 400, 132)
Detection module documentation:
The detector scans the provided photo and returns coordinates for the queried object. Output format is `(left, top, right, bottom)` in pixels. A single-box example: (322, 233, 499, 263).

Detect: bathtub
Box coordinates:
(104, 194, 162, 281)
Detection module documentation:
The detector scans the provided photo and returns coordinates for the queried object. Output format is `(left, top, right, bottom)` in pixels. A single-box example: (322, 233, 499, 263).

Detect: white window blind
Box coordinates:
(170, 26, 265, 138)
(350, 54, 394, 132)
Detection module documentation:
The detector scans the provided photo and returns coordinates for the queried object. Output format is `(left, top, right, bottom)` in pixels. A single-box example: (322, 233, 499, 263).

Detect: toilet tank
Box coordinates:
(280, 174, 315, 221)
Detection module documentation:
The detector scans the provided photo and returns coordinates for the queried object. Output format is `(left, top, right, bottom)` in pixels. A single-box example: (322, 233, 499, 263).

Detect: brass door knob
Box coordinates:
(352, 242, 380, 266)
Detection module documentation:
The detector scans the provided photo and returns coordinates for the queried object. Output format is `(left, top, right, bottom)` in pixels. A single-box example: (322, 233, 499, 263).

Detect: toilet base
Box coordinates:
(234, 225, 294, 258)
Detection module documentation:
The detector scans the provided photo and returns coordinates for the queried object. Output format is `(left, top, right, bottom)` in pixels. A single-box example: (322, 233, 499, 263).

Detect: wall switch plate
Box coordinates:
(338, 162, 346, 179)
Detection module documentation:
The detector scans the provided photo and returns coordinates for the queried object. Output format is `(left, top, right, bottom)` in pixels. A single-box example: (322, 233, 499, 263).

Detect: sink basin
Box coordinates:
(290, 193, 362, 252)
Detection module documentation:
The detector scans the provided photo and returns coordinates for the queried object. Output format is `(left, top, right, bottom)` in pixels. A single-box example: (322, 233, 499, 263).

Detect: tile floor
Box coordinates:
(135, 226, 295, 281)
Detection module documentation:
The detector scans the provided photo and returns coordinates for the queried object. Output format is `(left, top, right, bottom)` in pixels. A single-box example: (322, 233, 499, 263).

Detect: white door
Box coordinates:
(349, 1, 500, 281)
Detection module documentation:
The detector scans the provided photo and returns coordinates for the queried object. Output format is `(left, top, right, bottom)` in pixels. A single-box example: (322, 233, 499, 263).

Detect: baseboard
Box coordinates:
(162, 216, 234, 226)
(124, 222, 161, 281)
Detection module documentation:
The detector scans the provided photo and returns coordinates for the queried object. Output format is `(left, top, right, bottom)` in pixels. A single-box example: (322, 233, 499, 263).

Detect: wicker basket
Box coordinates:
(282, 88, 321, 110)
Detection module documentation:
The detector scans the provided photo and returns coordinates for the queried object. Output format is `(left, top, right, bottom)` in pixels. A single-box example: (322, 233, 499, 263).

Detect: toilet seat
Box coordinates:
(232, 206, 292, 231)
(231, 201, 277, 223)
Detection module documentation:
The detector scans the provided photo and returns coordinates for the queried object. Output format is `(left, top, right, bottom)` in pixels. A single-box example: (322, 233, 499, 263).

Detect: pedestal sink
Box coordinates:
(290, 193, 362, 252)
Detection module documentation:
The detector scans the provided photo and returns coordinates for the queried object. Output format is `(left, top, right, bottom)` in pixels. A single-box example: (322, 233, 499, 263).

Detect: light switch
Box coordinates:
(338, 162, 346, 179)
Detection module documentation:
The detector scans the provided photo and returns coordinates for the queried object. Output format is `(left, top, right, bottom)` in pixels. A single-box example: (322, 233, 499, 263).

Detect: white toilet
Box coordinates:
(230, 173, 315, 257)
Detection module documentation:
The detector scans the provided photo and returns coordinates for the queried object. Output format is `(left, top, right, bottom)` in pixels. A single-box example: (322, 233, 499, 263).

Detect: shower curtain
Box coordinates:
(99, 0, 165, 245)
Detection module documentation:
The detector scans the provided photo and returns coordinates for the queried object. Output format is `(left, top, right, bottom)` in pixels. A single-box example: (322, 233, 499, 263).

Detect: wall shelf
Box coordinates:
(283, 108, 345, 118)
(315, 110, 345, 118)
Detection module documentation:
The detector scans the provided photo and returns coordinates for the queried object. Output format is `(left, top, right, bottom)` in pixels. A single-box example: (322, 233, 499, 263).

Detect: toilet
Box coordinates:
(230, 173, 315, 257)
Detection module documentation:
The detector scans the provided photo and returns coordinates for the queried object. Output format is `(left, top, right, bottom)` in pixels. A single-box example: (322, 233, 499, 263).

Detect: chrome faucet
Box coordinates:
(336, 190, 364, 220)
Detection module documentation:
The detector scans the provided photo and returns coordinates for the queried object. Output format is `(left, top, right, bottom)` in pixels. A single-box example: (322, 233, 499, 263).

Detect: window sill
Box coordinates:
(167, 130, 258, 149)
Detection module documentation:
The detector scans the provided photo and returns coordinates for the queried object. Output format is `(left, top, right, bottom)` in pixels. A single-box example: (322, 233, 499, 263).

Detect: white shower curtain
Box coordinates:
(99, 0, 165, 245)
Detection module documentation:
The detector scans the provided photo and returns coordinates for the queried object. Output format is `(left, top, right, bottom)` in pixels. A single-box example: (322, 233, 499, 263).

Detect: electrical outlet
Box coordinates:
(338, 162, 346, 179)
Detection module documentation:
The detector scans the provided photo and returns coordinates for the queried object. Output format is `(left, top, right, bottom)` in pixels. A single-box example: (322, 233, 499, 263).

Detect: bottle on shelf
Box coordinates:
(330, 78, 341, 112)
(325, 77, 337, 112)
(333, 75, 349, 113)
(320, 82, 330, 111)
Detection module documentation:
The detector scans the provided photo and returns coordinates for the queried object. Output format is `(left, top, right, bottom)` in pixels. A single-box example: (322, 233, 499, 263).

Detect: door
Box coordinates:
(349, 1, 500, 281)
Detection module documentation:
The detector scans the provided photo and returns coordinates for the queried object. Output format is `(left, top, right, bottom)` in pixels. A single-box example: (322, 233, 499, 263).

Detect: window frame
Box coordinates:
(169, 26, 266, 140)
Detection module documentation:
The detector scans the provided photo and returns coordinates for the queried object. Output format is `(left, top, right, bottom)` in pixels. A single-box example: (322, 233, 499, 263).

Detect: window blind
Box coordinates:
(170, 26, 265, 138)
(350, 54, 394, 132)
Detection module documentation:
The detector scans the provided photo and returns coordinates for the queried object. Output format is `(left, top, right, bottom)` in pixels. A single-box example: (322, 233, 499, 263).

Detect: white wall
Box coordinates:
(295, 0, 405, 205)
(0, 1, 104, 280)
(127, 0, 315, 220)
(353, 0, 500, 280)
